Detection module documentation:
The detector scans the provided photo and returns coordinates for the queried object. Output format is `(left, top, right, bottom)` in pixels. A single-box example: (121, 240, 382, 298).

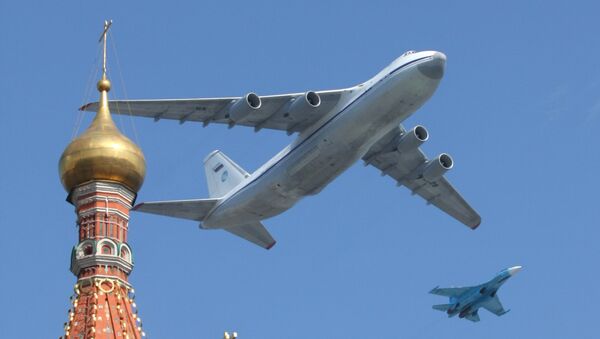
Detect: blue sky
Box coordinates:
(1, 0, 599, 338)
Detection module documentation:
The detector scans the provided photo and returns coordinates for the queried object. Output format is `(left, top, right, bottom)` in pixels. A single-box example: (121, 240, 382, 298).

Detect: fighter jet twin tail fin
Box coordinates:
(133, 150, 276, 250)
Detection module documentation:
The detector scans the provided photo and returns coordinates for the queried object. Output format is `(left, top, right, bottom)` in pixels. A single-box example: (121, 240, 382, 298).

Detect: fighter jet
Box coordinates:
(82, 50, 481, 249)
(430, 266, 523, 322)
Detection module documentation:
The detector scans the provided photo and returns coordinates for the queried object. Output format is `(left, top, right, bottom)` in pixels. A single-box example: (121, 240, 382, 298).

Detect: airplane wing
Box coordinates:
(465, 311, 480, 322)
(481, 295, 509, 316)
(362, 125, 481, 228)
(80, 89, 348, 134)
(429, 286, 471, 297)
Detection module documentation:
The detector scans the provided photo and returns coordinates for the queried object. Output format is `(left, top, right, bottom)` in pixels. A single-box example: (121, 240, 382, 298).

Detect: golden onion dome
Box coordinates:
(59, 77, 146, 193)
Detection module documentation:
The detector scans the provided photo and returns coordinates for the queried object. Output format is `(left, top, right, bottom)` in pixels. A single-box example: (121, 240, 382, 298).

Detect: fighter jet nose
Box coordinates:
(418, 52, 446, 80)
(508, 266, 523, 276)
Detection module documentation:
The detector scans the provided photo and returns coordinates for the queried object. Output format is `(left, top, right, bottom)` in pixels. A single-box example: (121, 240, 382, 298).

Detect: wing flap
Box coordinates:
(80, 98, 233, 123)
(363, 124, 481, 228)
(403, 177, 481, 228)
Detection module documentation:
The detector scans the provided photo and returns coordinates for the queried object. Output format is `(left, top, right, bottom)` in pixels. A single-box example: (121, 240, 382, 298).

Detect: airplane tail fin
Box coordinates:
(204, 150, 250, 198)
(224, 221, 276, 250)
(134, 151, 275, 249)
(133, 198, 220, 221)
(432, 304, 453, 312)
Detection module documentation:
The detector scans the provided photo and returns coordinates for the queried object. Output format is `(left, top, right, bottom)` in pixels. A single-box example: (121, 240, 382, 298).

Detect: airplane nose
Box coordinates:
(508, 266, 523, 276)
(418, 52, 446, 80)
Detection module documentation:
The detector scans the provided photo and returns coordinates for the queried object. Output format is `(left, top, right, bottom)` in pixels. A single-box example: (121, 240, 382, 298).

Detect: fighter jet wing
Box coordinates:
(482, 295, 509, 316)
(80, 89, 348, 134)
(465, 311, 480, 322)
(362, 125, 481, 229)
(429, 286, 471, 297)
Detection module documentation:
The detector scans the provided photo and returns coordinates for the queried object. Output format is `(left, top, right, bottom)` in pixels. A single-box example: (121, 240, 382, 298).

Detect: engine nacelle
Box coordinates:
(229, 92, 262, 122)
(396, 125, 429, 153)
(287, 91, 321, 120)
(422, 153, 453, 181)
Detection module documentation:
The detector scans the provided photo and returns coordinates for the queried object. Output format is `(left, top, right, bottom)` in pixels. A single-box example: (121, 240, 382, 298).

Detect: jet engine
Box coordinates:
(421, 153, 453, 181)
(396, 125, 429, 152)
(287, 91, 321, 120)
(229, 92, 262, 122)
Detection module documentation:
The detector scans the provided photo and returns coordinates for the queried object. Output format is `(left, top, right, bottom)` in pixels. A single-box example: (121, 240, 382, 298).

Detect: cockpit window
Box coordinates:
(402, 50, 416, 56)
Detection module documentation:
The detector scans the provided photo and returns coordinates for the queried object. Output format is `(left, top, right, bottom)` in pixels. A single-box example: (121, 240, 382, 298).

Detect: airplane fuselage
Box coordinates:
(447, 268, 518, 318)
(203, 51, 446, 229)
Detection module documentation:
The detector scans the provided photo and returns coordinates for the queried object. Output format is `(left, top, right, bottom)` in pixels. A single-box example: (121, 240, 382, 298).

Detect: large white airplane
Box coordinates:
(83, 50, 481, 249)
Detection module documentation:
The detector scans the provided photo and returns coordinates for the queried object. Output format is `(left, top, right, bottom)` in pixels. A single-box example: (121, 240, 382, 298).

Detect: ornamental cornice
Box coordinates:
(76, 275, 133, 289)
(71, 254, 134, 276)
(77, 207, 131, 221)
(72, 181, 135, 203)
(77, 195, 133, 210)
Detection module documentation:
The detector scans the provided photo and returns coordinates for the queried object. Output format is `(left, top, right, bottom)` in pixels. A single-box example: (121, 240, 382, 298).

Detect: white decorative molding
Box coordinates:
(76, 275, 132, 288)
(97, 238, 118, 254)
(71, 253, 134, 276)
(72, 181, 135, 205)
(77, 207, 131, 221)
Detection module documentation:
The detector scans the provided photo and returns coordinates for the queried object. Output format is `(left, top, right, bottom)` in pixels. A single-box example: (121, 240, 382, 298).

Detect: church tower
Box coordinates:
(59, 21, 147, 339)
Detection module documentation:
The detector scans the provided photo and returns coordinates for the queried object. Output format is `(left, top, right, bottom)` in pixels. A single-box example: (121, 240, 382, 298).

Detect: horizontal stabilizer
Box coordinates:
(225, 222, 276, 250)
(432, 304, 452, 312)
(133, 198, 220, 221)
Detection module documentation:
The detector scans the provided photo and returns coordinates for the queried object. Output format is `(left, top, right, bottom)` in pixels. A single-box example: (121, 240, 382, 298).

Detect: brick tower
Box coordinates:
(59, 21, 147, 339)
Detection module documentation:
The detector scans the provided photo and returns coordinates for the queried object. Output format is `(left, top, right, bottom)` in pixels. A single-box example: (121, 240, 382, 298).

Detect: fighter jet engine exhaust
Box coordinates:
(422, 153, 453, 180)
(396, 125, 429, 152)
(229, 92, 262, 122)
(287, 91, 321, 119)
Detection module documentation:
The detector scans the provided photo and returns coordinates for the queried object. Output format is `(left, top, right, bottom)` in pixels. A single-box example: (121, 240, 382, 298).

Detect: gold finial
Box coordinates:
(97, 20, 112, 94)
(99, 20, 112, 77)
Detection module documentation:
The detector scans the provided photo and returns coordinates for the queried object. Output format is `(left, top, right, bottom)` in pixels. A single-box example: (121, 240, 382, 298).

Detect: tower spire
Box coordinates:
(99, 19, 112, 79)
(97, 20, 113, 112)
(59, 20, 147, 339)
